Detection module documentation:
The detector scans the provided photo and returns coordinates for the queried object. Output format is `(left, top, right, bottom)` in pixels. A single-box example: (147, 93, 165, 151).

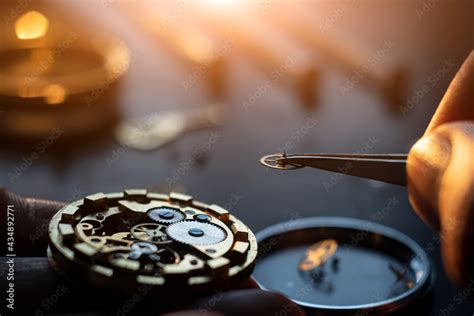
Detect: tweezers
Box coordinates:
(260, 153, 408, 186)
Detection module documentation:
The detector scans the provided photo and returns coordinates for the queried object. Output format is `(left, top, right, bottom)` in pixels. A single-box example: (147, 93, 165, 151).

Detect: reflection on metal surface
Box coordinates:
(299, 239, 338, 271)
(15, 11, 49, 40)
(115, 104, 224, 151)
(43, 84, 67, 104)
(1, 12, 130, 139)
(389, 264, 415, 289)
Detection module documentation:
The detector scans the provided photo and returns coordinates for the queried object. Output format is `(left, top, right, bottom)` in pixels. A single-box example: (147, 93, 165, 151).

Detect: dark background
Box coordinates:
(1, 0, 473, 314)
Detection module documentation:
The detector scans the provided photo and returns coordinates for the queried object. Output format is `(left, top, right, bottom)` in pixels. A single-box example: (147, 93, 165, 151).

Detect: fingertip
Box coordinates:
(407, 132, 451, 230)
(426, 51, 474, 132)
(409, 122, 474, 287)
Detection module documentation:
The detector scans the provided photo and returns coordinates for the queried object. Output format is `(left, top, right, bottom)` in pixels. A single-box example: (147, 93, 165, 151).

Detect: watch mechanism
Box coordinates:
(47, 190, 257, 296)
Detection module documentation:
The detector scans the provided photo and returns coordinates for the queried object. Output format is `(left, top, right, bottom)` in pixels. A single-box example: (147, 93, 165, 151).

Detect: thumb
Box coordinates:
(407, 121, 474, 286)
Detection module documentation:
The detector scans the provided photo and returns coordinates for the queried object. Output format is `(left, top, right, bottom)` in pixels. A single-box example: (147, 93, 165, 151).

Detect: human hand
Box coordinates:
(407, 51, 474, 287)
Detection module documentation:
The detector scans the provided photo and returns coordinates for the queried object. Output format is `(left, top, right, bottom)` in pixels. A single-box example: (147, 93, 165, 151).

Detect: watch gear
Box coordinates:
(166, 220, 227, 245)
(147, 207, 185, 224)
(130, 223, 172, 244)
(47, 190, 258, 297)
(109, 242, 180, 266)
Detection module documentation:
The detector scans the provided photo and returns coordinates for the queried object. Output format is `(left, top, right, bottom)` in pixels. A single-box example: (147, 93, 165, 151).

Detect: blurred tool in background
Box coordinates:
(115, 103, 224, 151)
(189, 4, 321, 111)
(0, 1, 130, 142)
(263, 3, 408, 112)
(117, 0, 406, 116)
(119, 2, 227, 100)
(0, 0, 409, 148)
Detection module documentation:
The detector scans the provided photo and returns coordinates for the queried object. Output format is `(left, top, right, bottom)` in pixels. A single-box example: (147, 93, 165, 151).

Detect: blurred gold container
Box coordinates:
(0, 8, 130, 141)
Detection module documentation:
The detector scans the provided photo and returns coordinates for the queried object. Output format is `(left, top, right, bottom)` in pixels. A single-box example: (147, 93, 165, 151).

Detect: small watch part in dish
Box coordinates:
(48, 190, 257, 296)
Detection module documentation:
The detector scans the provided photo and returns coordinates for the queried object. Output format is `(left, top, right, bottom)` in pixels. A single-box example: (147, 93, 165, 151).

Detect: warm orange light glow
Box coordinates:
(410, 134, 451, 171)
(178, 32, 215, 63)
(299, 239, 338, 271)
(194, 0, 251, 11)
(15, 11, 49, 40)
(43, 84, 67, 104)
(17, 85, 43, 98)
(201, 0, 240, 5)
(29, 48, 54, 74)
